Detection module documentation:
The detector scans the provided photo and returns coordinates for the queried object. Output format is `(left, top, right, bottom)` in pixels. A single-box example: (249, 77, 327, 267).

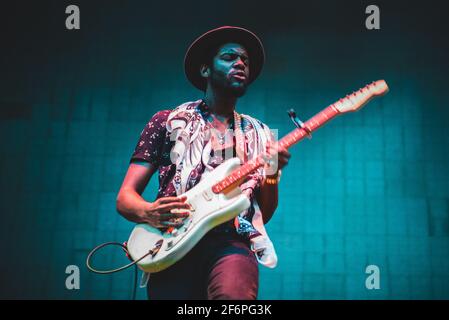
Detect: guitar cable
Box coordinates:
(86, 241, 153, 300)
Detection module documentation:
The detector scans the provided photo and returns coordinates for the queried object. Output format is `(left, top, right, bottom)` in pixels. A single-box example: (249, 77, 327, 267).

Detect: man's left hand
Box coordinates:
(264, 143, 291, 176)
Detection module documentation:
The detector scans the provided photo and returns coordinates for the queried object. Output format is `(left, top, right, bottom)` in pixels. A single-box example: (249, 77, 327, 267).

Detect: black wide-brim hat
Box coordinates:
(184, 26, 265, 91)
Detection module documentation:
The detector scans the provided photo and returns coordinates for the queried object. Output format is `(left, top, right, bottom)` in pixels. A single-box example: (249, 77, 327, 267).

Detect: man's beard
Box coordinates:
(210, 73, 248, 98)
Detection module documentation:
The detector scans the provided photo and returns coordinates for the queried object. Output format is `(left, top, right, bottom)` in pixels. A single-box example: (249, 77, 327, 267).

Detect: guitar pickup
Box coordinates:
(202, 190, 213, 201)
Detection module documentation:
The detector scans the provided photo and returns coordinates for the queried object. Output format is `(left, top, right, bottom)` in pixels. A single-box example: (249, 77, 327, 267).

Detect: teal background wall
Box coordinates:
(1, 0, 448, 299)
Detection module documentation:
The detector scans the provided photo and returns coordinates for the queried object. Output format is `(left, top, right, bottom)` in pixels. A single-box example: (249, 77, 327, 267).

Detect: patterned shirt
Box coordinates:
(130, 100, 272, 237)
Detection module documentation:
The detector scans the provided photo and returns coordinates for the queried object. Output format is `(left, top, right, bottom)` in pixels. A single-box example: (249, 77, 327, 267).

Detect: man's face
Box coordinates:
(206, 43, 250, 97)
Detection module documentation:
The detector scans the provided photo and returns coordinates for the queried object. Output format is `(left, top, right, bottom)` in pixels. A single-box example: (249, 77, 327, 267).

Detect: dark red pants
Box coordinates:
(147, 225, 259, 300)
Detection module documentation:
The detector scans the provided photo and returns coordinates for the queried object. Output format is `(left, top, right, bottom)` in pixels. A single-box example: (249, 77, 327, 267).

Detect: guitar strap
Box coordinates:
(233, 111, 247, 163)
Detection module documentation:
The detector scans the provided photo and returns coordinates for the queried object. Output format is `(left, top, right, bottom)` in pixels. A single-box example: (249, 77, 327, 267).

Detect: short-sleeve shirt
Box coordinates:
(130, 109, 178, 199)
(130, 101, 269, 236)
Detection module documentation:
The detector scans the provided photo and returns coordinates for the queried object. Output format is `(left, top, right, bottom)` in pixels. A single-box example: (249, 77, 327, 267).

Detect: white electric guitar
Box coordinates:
(126, 80, 389, 273)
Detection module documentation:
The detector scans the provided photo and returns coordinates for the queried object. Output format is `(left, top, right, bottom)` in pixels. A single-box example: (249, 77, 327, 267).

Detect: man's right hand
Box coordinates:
(141, 196, 191, 229)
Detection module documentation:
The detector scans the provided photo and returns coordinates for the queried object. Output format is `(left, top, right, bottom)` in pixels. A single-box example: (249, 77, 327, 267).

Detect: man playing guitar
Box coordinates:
(116, 26, 290, 300)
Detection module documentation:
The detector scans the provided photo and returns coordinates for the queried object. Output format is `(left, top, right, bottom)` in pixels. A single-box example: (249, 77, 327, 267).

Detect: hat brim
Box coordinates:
(184, 26, 265, 91)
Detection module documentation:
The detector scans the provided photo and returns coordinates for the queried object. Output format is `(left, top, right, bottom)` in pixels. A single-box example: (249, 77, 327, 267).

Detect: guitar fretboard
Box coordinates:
(211, 80, 389, 194)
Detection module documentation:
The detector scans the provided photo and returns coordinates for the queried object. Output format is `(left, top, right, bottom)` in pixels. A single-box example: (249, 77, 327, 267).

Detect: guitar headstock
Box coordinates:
(334, 80, 389, 113)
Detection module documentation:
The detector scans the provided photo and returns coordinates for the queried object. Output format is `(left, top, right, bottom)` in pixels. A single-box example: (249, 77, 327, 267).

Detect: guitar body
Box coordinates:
(126, 157, 251, 273)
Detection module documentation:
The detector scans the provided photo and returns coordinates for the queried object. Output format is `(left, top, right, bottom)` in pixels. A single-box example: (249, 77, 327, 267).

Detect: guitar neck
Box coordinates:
(211, 80, 389, 194)
(211, 104, 340, 193)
